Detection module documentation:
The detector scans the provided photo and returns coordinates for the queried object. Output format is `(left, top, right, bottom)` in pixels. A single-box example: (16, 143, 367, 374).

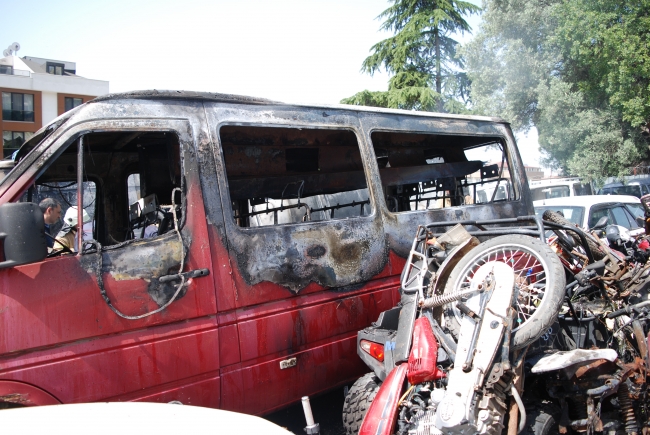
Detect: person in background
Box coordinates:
(53, 206, 91, 253)
(39, 198, 62, 248)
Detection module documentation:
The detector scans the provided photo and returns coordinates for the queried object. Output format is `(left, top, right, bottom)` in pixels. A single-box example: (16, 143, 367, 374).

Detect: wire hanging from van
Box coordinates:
(89, 188, 186, 320)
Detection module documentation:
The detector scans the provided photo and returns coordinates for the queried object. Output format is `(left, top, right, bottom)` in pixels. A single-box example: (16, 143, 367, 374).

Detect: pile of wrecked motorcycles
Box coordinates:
(343, 207, 650, 435)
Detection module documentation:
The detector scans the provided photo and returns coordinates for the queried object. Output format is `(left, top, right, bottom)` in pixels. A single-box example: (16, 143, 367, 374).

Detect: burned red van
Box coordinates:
(0, 90, 532, 413)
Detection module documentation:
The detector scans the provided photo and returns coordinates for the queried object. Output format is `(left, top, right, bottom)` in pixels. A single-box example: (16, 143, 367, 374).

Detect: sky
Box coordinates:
(0, 0, 541, 166)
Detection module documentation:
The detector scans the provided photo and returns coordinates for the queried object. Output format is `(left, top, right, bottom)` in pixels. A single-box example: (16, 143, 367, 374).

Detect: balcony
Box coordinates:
(0, 66, 31, 77)
(2, 110, 34, 122)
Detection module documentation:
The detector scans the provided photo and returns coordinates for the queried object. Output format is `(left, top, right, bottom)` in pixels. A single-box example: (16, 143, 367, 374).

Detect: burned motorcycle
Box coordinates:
(343, 215, 650, 435)
(343, 219, 565, 435)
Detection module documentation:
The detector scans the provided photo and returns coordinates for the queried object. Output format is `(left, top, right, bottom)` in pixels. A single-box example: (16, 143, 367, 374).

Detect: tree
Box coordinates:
(341, 0, 480, 112)
(464, 0, 650, 182)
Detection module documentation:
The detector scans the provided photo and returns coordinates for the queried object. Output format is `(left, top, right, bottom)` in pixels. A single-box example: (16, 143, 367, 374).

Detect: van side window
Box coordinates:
(219, 126, 370, 227)
(370, 132, 515, 212)
(21, 131, 182, 249)
(574, 182, 593, 196)
(24, 180, 97, 244)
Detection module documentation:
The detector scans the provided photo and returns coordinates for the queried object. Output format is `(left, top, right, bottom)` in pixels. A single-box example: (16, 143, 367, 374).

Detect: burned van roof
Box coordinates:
(91, 89, 508, 124)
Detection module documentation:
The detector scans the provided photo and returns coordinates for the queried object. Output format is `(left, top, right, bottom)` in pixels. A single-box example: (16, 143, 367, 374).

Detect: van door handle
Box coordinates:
(159, 268, 210, 283)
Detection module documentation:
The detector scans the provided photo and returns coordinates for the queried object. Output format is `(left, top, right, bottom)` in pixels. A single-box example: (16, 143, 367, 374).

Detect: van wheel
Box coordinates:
(342, 372, 381, 435)
(442, 235, 565, 350)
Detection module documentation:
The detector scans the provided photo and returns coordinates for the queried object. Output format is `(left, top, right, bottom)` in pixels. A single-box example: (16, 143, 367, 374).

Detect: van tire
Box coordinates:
(342, 372, 381, 435)
(442, 235, 565, 350)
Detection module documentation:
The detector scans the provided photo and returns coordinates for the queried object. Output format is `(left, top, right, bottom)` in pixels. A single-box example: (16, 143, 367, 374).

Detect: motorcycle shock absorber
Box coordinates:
(618, 381, 639, 435)
(420, 286, 483, 308)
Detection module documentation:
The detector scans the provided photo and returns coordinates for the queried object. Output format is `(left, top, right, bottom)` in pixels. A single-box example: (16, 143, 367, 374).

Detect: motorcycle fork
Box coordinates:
(435, 261, 517, 434)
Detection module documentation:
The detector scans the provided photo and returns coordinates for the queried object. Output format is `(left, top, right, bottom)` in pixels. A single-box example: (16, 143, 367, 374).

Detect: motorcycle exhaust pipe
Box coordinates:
(301, 396, 320, 435)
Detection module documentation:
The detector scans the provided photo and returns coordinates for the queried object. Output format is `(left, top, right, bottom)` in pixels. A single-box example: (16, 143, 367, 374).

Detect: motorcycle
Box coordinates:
(343, 215, 649, 435)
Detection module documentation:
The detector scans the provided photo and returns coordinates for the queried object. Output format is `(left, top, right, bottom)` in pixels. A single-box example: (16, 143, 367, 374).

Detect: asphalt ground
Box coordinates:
(264, 386, 347, 435)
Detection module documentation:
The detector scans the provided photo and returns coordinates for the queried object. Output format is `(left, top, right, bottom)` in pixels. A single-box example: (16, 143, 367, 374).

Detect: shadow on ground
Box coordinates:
(264, 386, 347, 435)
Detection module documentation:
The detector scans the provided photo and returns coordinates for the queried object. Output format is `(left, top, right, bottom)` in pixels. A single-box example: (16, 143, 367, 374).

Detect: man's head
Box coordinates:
(39, 198, 62, 225)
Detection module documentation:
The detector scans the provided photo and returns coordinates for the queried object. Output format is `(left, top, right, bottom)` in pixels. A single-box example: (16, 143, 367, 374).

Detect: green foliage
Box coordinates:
(535, 78, 647, 181)
(341, 0, 480, 112)
(552, 0, 650, 128)
(464, 0, 650, 181)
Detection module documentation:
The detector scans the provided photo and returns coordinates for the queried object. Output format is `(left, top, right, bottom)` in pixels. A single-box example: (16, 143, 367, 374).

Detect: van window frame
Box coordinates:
(215, 121, 376, 232)
(4, 118, 191, 248)
(365, 128, 517, 216)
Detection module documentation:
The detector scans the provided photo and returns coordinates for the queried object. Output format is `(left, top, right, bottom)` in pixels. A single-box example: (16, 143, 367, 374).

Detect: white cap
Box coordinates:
(63, 206, 91, 227)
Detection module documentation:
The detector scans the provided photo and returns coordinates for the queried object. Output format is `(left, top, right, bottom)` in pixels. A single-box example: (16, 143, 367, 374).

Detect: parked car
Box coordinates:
(0, 90, 533, 413)
(529, 177, 593, 201)
(0, 402, 292, 434)
(598, 178, 650, 198)
(534, 194, 644, 231)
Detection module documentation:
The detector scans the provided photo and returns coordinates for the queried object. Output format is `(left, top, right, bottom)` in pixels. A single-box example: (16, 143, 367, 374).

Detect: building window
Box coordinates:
(2, 92, 34, 122)
(0, 65, 13, 75)
(2, 131, 34, 158)
(64, 97, 83, 112)
(46, 62, 64, 75)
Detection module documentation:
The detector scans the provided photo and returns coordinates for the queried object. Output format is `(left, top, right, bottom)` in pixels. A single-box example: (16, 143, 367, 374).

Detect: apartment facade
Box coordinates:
(0, 55, 109, 158)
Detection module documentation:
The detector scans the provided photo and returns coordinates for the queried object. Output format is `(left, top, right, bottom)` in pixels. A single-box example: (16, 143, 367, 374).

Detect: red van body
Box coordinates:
(0, 91, 532, 414)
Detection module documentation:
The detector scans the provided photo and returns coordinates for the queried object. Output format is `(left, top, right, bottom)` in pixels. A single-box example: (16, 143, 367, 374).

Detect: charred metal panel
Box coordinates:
(204, 105, 388, 295)
(79, 232, 186, 306)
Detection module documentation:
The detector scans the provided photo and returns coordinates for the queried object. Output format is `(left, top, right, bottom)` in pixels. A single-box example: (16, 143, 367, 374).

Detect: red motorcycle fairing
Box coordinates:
(407, 317, 446, 384)
(359, 363, 408, 435)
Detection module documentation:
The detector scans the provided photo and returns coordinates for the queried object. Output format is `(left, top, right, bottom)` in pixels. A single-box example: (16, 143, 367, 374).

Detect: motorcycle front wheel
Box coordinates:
(442, 235, 565, 350)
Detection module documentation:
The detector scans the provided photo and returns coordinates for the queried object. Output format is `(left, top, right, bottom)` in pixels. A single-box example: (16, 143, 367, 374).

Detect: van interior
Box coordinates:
(21, 131, 182, 248)
(219, 126, 514, 227)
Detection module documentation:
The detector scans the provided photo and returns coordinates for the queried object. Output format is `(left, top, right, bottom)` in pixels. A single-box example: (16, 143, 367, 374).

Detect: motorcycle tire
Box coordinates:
(442, 235, 565, 350)
(342, 372, 381, 435)
(521, 403, 560, 435)
(542, 210, 605, 260)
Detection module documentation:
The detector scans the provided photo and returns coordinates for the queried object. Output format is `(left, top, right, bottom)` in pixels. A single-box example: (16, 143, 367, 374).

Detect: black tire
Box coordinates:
(342, 372, 381, 435)
(522, 404, 560, 435)
(442, 235, 566, 350)
(542, 210, 605, 260)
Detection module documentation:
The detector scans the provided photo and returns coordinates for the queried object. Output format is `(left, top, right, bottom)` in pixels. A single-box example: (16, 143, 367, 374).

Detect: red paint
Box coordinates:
(359, 363, 408, 435)
(407, 317, 446, 384)
(0, 127, 401, 416)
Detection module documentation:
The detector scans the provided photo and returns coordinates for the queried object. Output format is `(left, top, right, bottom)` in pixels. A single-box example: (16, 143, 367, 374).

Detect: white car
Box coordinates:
(533, 195, 644, 231)
(529, 177, 593, 201)
(0, 402, 294, 434)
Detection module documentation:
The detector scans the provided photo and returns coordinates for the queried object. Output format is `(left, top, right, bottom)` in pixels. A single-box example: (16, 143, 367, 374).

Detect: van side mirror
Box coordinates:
(0, 202, 47, 269)
(592, 216, 609, 230)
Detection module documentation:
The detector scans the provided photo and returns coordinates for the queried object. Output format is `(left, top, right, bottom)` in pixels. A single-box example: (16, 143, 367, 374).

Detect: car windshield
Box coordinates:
(626, 203, 645, 221)
(600, 185, 642, 198)
(535, 205, 585, 226)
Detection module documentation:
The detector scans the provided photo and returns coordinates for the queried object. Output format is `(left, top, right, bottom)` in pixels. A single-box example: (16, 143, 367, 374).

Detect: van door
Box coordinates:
(203, 105, 399, 414)
(0, 117, 219, 407)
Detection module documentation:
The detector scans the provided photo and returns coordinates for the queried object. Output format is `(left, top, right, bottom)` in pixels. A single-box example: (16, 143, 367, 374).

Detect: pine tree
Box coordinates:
(342, 0, 480, 112)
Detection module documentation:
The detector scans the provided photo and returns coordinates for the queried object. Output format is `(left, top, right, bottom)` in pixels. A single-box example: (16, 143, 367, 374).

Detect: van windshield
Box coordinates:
(531, 185, 570, 201)
(600, 185, 642, 198)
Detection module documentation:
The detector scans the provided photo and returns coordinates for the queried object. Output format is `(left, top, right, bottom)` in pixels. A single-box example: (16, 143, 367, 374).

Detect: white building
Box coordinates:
(0, 54, 109, 157)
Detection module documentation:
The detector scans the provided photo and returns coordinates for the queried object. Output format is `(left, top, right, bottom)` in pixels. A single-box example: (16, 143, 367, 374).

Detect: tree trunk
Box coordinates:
(435, 26, 443, 112)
